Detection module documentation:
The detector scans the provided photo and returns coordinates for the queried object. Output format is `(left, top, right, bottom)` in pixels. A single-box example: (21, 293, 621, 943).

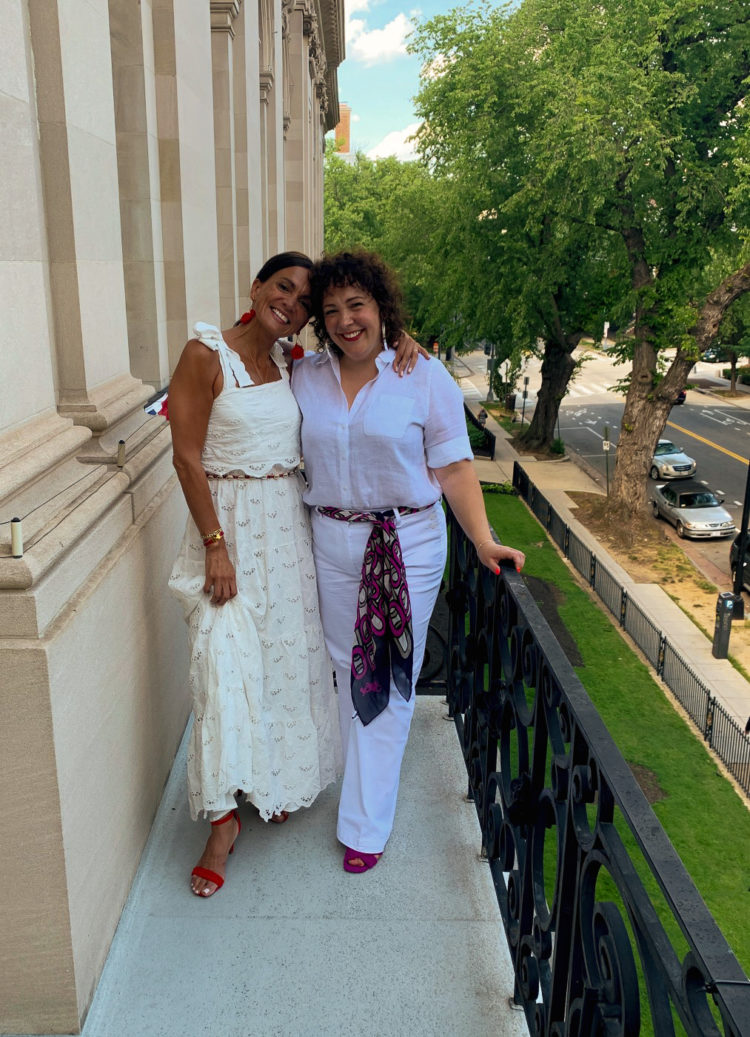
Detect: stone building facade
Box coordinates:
(0, 1, 342, 1032)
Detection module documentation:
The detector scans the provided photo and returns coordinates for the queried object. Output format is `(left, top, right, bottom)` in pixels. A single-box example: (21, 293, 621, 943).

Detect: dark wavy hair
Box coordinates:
(309, 250, 405, 353)
(255, 250, 312, 283)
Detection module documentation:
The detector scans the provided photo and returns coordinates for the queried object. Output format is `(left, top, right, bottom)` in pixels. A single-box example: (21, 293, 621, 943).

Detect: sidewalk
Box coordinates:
(467, 401, 750, 729)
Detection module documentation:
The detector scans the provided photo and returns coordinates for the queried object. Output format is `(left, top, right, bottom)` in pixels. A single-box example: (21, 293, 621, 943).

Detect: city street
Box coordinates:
(453, 347, 750, 584)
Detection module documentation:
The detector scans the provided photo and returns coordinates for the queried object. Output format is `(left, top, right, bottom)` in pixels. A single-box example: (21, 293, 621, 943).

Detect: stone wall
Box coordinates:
(0, 1, 342, 1031)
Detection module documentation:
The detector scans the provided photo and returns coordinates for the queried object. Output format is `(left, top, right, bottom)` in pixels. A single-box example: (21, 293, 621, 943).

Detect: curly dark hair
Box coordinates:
(309, 250, 405, 353)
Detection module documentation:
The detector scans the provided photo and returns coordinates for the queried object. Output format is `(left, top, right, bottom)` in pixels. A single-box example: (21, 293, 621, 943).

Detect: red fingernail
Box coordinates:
(494, 566, 500, 575)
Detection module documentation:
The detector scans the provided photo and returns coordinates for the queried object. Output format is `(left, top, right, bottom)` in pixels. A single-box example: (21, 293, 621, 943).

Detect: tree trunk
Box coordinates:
(609, 361, 681, 516)
(519, 339, 576, 450)
(610, 260, 750, 517)
(693, 262, 750, 348)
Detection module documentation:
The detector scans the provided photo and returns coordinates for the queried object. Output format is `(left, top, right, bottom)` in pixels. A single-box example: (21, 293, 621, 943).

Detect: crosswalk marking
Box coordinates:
(458, 377, 617, 404)
(458, 381, 483, 401)
(564, 382, 619, 399)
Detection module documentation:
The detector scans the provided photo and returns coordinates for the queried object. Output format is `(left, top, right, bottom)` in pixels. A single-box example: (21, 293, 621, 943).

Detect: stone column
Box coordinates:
(283, 0, 307, 255)
(109, 0, 170, 391)
(260, 0, 286, 254)
(211, 2, 241, 329)
(27, 0, 151, 452)
(152, 0, 188, 371)
(152, 0, 222, 349)
(235, 0, 265, 285)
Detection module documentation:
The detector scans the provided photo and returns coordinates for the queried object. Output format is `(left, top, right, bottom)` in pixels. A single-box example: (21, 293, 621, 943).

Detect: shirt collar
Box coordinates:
(376, 347, 395, 371)
(313, 346, 394, 369)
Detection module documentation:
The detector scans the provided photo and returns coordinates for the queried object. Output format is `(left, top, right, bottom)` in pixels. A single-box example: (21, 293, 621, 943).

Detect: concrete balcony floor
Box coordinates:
(25, 699, 530, 1037)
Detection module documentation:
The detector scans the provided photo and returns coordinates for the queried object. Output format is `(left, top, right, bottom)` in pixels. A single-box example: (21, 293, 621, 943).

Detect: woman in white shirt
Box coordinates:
(292, 250, 525, 873)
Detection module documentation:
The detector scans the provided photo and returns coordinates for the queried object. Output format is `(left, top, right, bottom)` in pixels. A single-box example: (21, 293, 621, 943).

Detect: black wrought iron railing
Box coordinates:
(444, 506, 750, 1035)
(464, 402, 496, 460)
(512, 462, 750, 798)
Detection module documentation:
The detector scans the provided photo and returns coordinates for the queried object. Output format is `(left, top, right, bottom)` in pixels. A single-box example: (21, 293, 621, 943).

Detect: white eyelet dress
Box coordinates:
(169, 323, 342, 821)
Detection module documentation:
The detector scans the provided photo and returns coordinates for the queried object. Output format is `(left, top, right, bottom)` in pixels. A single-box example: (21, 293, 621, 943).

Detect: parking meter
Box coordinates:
(713, 592, 739, 659)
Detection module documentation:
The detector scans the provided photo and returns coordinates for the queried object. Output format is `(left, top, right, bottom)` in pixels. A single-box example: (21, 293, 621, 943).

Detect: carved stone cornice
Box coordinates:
(310, 0, 342, 129)
(210, 1, 242, 36)
(315, 0, 344, 69)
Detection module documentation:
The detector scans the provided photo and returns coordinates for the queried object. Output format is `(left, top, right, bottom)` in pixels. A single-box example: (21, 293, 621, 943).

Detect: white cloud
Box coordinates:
(367, 122, 421, 162)
(346, 9, 413, 66)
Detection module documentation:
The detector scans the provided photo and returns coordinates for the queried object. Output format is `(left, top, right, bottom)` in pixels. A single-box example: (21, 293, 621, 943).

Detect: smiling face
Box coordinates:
(251, 266, 312, 338)
(322, 283, 383, 365)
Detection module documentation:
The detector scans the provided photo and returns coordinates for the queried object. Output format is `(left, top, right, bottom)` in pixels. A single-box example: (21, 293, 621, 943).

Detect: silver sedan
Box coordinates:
(649, 439, 696, 480)
(650, 481, 736, 539)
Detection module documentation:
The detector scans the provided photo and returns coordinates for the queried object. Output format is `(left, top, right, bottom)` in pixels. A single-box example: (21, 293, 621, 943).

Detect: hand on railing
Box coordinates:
(476, 538, 525, 576)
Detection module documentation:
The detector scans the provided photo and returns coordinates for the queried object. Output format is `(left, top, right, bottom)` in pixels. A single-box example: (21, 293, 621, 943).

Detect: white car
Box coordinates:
(649, 439, 696, 480)
(650, 481, 735, 539)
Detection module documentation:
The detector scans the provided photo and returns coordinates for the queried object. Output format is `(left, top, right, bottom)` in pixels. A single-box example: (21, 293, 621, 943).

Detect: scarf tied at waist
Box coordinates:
(317, 505, 430, 726)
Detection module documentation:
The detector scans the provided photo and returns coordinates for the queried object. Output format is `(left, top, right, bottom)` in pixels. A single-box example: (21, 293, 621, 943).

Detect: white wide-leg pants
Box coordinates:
(311, 501, 446, 854)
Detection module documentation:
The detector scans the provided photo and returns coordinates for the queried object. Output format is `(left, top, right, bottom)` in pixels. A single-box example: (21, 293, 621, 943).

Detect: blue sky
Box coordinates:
(335, 0, 453, 160)
(335, 0, 507, 160)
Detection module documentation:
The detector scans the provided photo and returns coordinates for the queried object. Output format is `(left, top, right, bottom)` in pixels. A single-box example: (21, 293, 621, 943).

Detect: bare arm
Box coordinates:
(432, 459, 525, 574)
(169, 340, 237, 605)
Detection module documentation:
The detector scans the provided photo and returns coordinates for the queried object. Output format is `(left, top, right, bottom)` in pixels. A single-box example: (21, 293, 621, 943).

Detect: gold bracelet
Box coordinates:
(202, 527, 225, 547)
(475, 538, 495, 553)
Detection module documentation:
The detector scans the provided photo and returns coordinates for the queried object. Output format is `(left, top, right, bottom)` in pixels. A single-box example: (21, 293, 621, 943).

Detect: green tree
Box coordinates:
(411, 6, 633, 451)
(412, 0, 750, 514)
(717, 295, 750, 392)
(323, 149, 453, 342)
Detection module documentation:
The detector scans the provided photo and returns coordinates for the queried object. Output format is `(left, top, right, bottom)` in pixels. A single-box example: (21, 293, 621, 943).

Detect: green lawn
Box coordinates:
(482, 492, 750, 980)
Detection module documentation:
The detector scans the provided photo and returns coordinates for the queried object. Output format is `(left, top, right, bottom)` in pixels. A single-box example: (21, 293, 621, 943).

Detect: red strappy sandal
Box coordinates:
(190, 809, 241, 897)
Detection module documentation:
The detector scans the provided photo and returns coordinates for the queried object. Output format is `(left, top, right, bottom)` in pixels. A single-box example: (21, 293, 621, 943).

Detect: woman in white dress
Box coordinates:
(168, 252, 419, 897)
(168, 252, 343, 897)
(293, 250, 525, 873)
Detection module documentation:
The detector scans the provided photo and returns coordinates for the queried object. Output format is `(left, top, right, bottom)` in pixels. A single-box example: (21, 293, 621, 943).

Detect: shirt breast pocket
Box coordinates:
(363, 395, 415, 439)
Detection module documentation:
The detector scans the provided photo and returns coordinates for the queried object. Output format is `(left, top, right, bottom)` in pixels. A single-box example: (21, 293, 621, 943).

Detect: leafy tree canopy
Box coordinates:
(410, 0, 750, 510)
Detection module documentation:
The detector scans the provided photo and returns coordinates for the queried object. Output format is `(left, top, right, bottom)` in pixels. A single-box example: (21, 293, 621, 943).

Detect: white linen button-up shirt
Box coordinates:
(292, 348, 473, 510)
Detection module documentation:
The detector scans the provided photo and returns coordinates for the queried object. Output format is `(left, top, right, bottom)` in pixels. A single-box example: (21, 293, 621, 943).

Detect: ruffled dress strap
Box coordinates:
(193, 322, 252, 388)
(270, 340, 291, 380)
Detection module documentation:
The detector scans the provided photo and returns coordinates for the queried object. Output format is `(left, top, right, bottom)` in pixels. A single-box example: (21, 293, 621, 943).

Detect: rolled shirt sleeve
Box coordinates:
(424, 360, 473, 469)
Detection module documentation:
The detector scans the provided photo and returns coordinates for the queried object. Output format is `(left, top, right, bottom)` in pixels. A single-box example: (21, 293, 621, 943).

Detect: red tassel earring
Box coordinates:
(290, 340, 304, 359)
(239, 308, 255, 324)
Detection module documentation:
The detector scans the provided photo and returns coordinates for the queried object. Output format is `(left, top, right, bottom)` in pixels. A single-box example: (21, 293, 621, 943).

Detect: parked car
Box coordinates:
(703, 346, 731, 363)
(730, 534, 750, 591)
(650, 481, 736, 539)
(673, 388, 687, 405)
(649, 439, 696, 480)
